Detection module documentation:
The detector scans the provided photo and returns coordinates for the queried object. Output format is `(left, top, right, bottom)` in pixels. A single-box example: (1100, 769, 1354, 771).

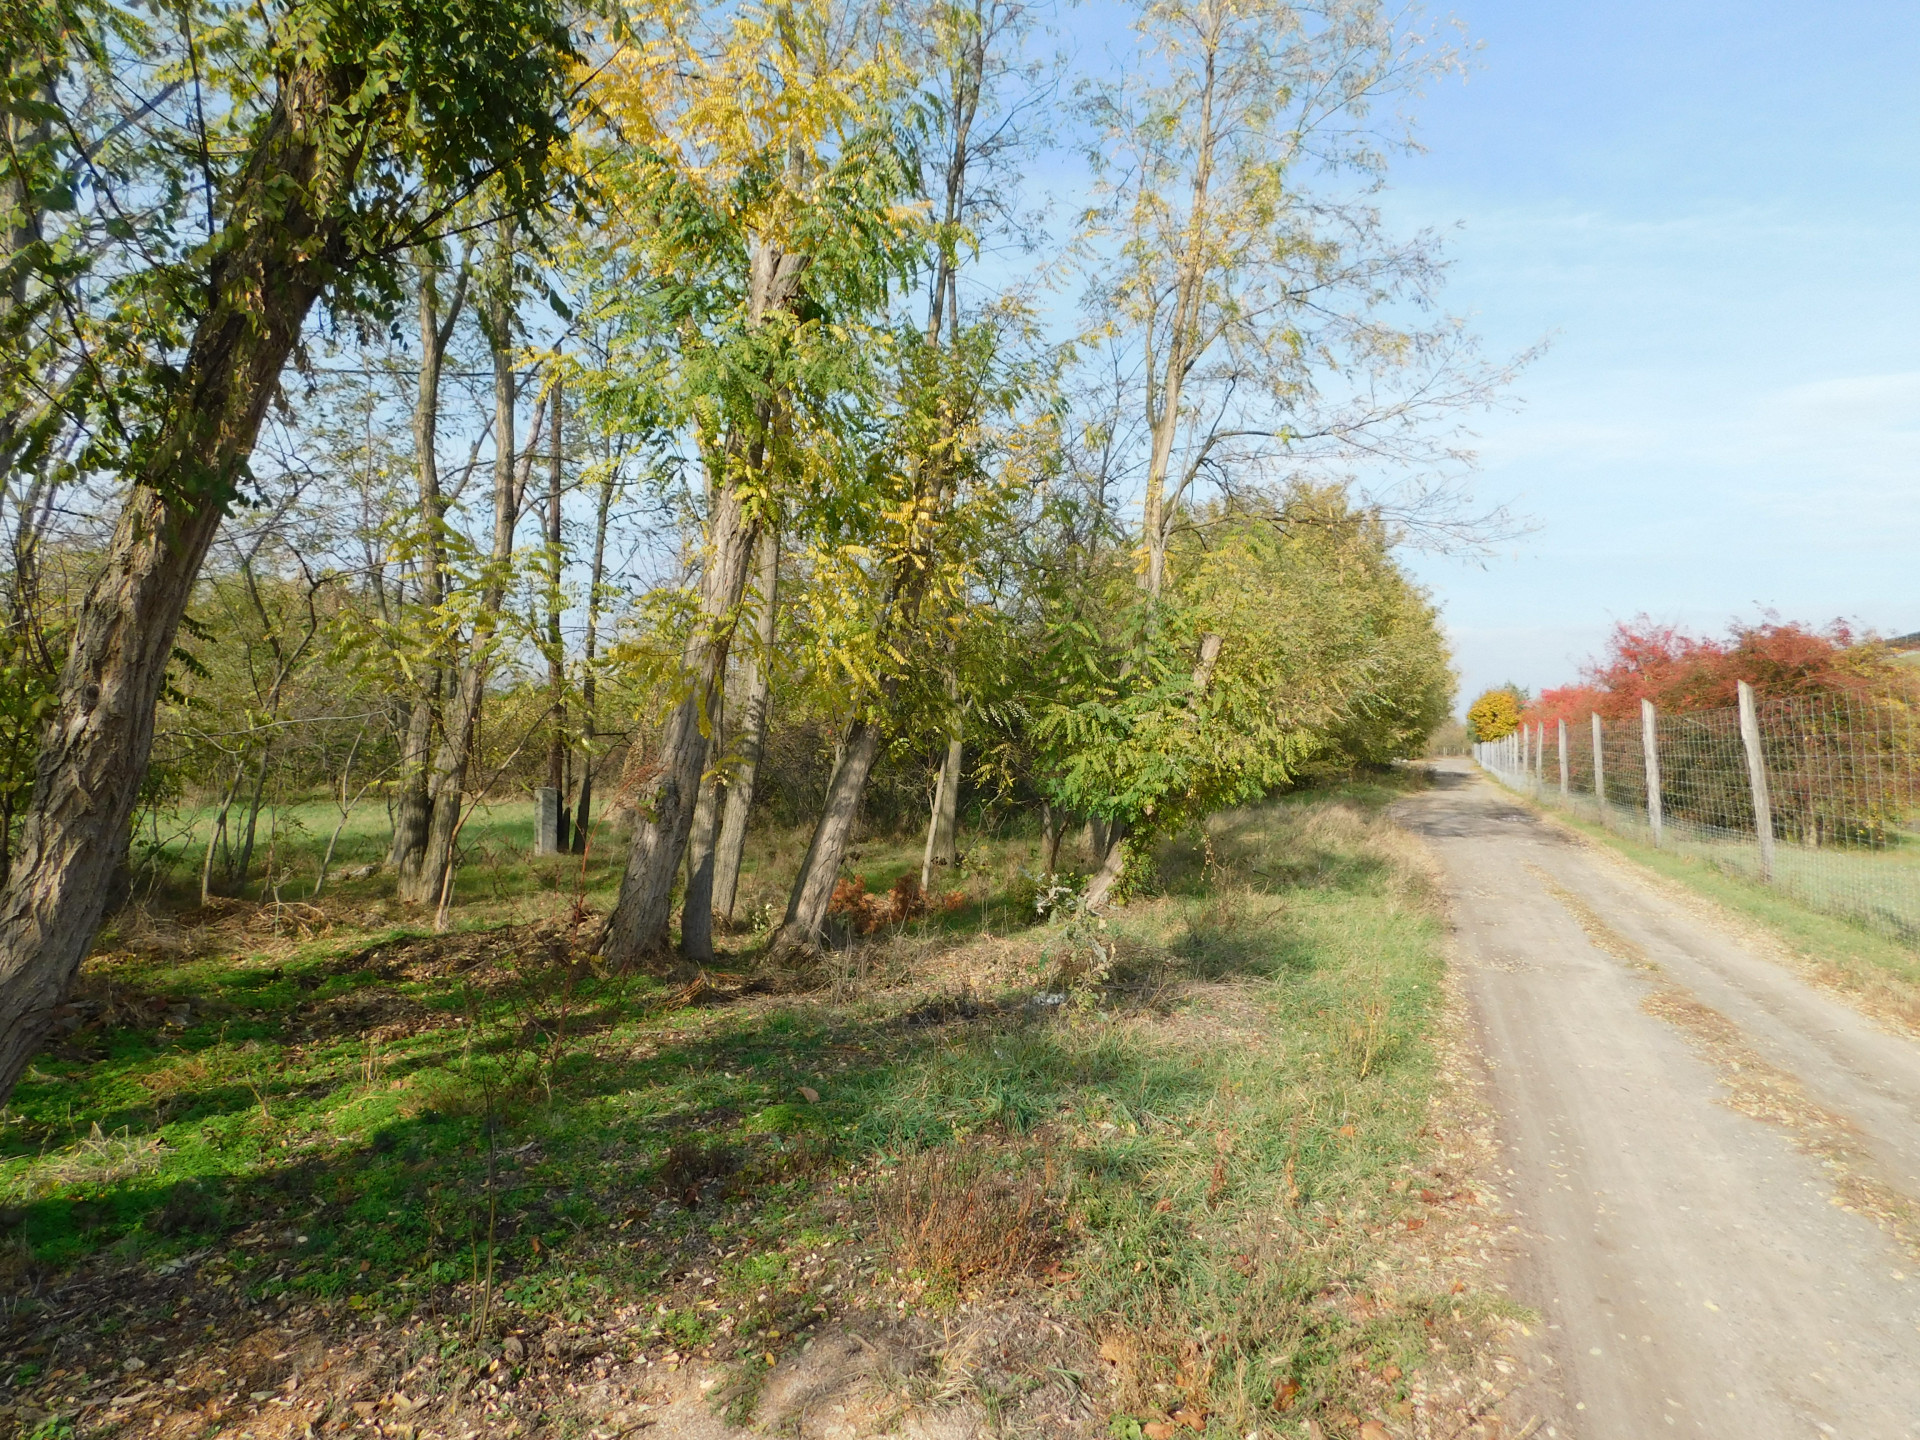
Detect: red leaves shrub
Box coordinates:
(1520, 616, 1913, 725)
(827, 874, 968, 934)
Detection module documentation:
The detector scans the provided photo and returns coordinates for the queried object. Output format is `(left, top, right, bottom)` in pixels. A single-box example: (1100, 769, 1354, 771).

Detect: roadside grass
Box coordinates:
(1521, 792, 1920, 1021)
(0, 775, 1499, 1437)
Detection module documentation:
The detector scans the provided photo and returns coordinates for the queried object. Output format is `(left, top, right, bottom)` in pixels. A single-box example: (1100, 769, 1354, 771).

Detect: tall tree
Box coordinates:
(590, 0, 916, 966)
(770, 0, 1042, 950)
(541, 376, 570, 852)
(1082, 0, 1486, 599)
(407, 220, 547, 912)
(388, 250, 468, 884)
(0, 0, 575, 1100)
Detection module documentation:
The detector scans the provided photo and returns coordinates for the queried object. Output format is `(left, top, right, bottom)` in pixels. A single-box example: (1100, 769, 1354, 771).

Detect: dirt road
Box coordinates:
(1397, 760, 1920, 1440)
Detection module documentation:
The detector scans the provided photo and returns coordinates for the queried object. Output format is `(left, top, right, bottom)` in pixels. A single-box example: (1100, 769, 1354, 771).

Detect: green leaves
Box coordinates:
(1029, 487, 1451, 847)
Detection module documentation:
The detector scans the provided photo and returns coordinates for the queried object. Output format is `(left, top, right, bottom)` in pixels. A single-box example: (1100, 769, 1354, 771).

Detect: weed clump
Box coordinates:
(876, 1144, 1057, 1291)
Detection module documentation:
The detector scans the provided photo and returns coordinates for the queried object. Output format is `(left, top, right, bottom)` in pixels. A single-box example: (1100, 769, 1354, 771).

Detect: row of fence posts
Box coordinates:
(1480, 681, 1778, 881)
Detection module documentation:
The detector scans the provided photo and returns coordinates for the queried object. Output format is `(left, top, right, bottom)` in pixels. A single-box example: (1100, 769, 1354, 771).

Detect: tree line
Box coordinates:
(0, 0, 1498, 1100)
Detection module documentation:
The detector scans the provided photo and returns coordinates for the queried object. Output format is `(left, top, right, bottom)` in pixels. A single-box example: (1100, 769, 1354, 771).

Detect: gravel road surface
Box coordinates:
(1397, 759, 1920, 1440)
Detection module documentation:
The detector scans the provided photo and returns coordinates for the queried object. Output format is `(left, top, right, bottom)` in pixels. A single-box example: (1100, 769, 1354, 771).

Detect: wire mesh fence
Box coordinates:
(1472, 685, 1920, 947)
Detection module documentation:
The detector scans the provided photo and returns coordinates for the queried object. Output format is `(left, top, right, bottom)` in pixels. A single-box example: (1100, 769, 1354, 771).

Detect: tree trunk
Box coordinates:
(200, 764, 244, 905)
(919, 735, 962, 891)
(410, 661, 483, 908)
(390, 255, 464, 879)
(1040, 801, 1062, 876)
(541, 377, 568, 853)
(0, 59, 348, 1101)
(711, 525, 777, 920)
(599, 483, 759, 965)
(1087, 816, 1111, 861)
(571, 445, 615, 853)
(772, 717, 882, 952)
(1138, 32, 1221, 600)
(230, 748, 270, 890)
(1082, 821, 1131, 910)
(389, 672, 438, 879)
(680, 684, 725, 963)
(599, 242, 803, 967)
(405, 227, 522, 908)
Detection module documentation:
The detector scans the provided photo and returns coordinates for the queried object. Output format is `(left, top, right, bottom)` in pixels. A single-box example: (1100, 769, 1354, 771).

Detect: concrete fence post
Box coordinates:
(1592, 712, 1607, 824)
(1557, 718, 1569, 800)
(1737, 680, 1777, 882)
(1641, 698, 1663, 848)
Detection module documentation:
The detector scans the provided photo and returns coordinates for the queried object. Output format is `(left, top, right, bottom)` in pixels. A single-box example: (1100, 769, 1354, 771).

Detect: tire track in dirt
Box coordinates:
(1396, 760, 1920, 1440)
(1527, 861, 1920, 1265)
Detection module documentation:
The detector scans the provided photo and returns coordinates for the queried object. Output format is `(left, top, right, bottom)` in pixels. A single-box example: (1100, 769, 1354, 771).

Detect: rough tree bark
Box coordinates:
(710, 525, 777, 920)
(599, 244, 804, 967)
(778, 716, 884, 948)
(919, 734, 962, 891)
(599, 475, 761, 964)
(1081, 822, 1131, 910)
(1039, 801, 1063, 876)
(390, 256, 467, 881)
(0, 61, 353, 1100)
(679, 684, 725, 963)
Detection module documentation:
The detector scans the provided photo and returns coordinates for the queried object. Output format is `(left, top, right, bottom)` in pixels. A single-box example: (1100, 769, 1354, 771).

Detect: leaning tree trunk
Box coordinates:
(1081, 821, 1131, 910)
(0, 62, 348, 1102)
(711, 525, 778, 920)
(599, 481, 760, 966)
(773, 716, 883, 951)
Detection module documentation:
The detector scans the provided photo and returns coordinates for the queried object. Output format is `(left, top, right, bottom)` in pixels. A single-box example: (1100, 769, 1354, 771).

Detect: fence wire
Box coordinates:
(1473, 690, 1920, 948)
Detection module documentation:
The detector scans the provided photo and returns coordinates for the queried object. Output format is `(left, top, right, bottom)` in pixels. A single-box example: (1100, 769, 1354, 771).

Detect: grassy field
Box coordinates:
(0, 778, 1513, 1439)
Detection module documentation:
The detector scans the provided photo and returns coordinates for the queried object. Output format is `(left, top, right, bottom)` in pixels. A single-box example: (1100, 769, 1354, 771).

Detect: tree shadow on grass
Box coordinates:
(0, 968, 1206, 1311)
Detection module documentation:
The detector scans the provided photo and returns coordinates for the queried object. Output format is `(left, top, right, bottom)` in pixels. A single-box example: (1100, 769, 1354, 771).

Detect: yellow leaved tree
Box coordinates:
(1466, 688, 1521, 742)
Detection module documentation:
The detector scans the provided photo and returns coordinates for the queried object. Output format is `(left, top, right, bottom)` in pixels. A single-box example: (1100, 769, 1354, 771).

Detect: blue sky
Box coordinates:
(1379, 0, 1920, 706)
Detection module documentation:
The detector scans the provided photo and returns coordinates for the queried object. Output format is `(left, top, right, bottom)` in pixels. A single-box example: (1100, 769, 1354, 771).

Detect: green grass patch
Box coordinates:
(2, 773, 1489, 1433)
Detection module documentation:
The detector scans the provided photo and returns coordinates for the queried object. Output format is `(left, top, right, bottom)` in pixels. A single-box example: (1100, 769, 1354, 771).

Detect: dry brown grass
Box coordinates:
(4, 1124, 170, 1202)
(875, 1143, 1060, 1293)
